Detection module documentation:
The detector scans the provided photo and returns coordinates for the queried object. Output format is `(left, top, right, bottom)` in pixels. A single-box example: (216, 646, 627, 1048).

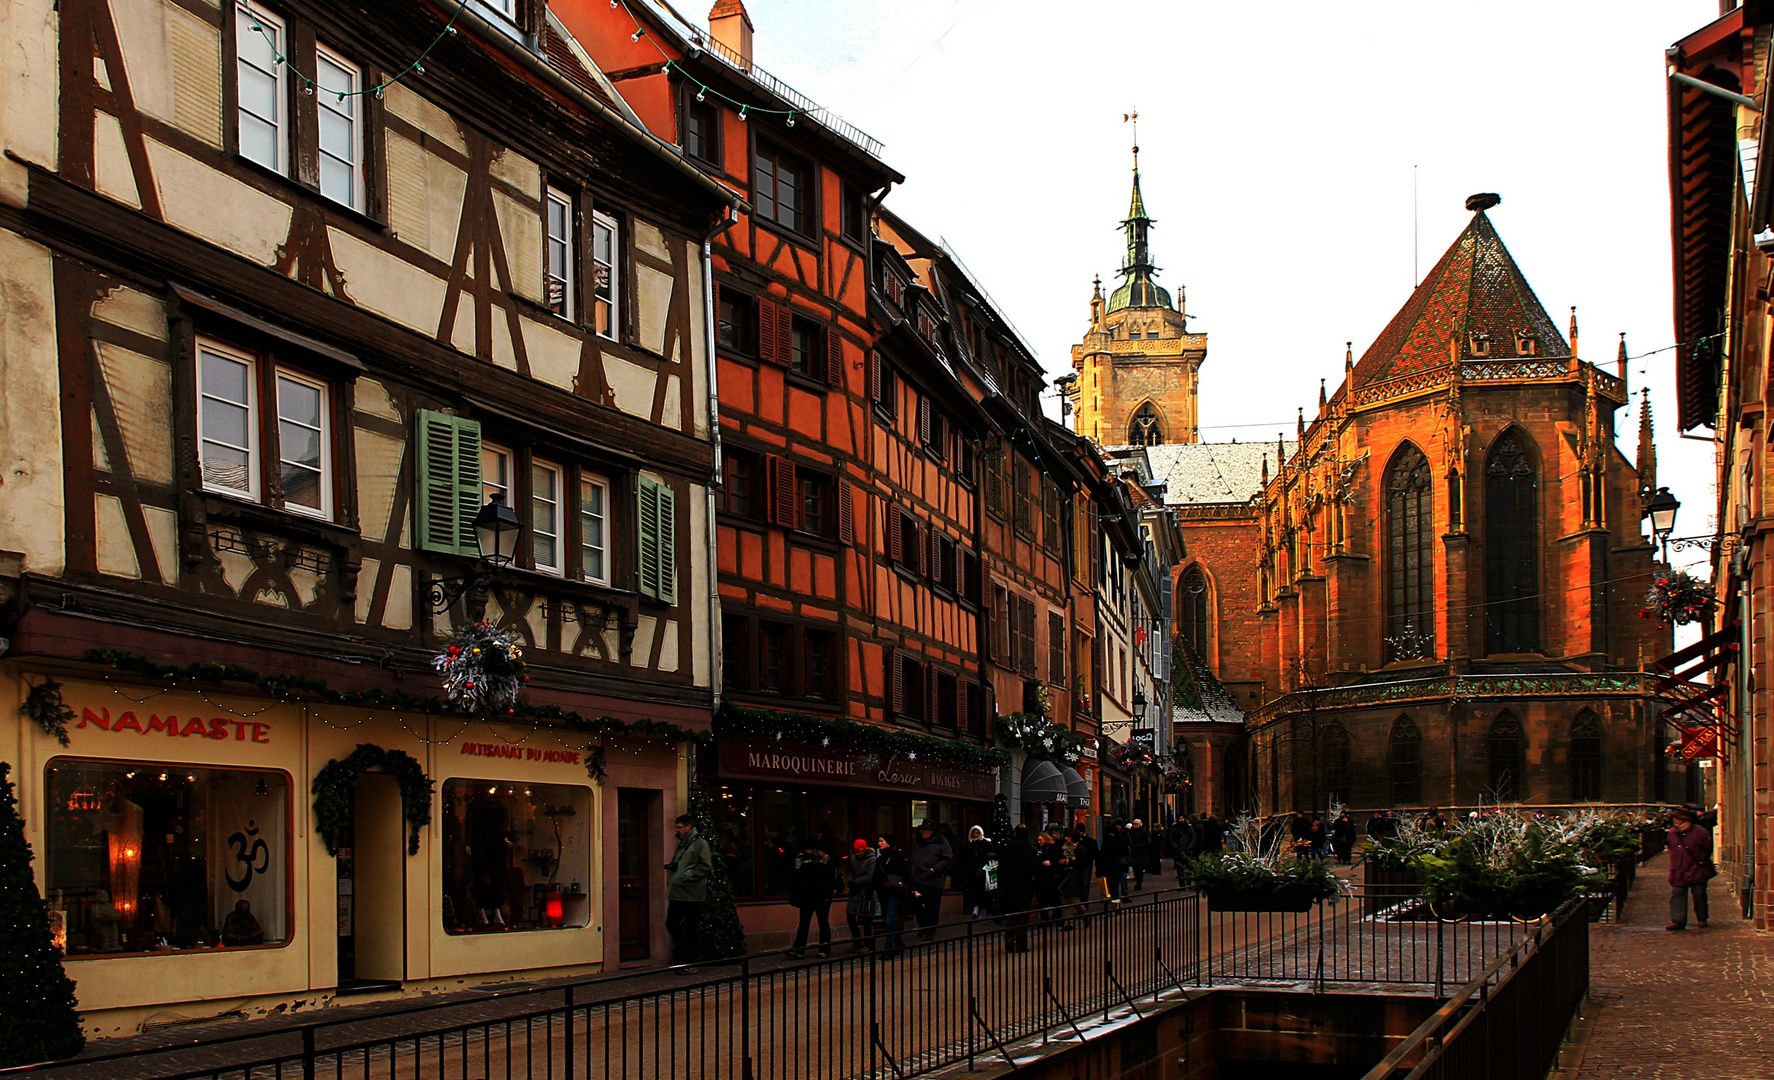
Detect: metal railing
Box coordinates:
(25, 883, 1572, 1080)
(675, 26, 885, 157)
(1358, 897, 1590, 1080)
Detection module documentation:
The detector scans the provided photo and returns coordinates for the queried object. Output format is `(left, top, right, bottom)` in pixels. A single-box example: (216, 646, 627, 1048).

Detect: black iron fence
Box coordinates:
(1357, 897, 1590, 1080)
(25, 883, 1566, 1080)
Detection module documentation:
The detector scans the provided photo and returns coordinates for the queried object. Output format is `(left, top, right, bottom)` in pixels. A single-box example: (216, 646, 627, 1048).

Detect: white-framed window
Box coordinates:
(580, 475, 609, 584)
(275, 371, 332, 518)
(591, 211, 618, 339)
(531, 460, 563, 575)
(482, 444, 513, 507)
(314, 45, 362, 211)
(481, 0, 519, 22)
(545, 188, 575, 320)
(235, 3, 286, 174)
(199, 341, 260, 499)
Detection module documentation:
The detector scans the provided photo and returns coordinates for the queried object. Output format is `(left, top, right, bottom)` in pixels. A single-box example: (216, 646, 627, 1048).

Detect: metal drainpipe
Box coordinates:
(703, 206, 737, 711)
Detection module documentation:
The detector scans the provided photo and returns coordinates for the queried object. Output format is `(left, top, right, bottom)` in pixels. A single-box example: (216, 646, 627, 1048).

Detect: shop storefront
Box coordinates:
(710, 738, 997, 945)
(10, 674, 690, 1037)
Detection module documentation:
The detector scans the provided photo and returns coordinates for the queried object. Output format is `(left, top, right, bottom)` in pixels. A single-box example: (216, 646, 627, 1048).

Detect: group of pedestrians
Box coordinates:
(789, 821, 953, 957)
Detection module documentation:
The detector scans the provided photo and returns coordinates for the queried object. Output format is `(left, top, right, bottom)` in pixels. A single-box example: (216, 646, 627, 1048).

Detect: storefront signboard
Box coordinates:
(717, 739, 997, 801)
(77, 707, 271, 742)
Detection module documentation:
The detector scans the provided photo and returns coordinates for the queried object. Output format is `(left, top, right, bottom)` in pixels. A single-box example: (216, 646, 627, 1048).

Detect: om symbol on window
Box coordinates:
(226, 821, 271, 893)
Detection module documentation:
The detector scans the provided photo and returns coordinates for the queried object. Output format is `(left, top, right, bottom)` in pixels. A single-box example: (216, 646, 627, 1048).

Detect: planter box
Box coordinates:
(1207, 890, 1319, 913)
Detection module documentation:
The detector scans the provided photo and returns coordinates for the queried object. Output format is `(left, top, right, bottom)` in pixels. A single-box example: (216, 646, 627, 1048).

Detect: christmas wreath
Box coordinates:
(995, 712, 1084, 766)
(312, 744, 435, 856)
(1107, 742, 1156, 771)
(1162, 767, 1191, 793)
(433, 621, 529, 714)
(1639, 570, 1717, 627)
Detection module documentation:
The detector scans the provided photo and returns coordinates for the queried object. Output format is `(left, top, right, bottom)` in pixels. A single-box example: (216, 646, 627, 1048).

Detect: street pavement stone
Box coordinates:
(1569, 852, 1774, 1079)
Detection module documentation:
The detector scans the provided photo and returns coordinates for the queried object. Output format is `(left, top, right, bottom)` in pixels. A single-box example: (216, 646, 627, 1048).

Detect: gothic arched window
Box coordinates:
(1390, 716, 1422, 805)
(1128, 402, 1164, 447)
(1487, 712, 1525, 802)
(1320, 723, 1353, 806)
(1179, 566, 1210, 661)
(1485, 430, 1539, 654)
(1384, 444, 1434, 662)
(1570, 710, 1602, 802)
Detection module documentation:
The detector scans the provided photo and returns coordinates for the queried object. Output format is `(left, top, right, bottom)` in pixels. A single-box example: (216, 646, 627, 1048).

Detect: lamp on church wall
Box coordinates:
(1647, 486, 1679, 561)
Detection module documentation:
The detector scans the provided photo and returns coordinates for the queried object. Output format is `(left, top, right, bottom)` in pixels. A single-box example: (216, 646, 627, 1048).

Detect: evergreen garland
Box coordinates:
(717, 703, 1007, 769)
(312, 745, 436, 856)
(0, 762, 84, 1066)
(22, 680, 75, 748)
(995, 712, 1084, 766)
(82, 650, 707, 746)
(686, 778, 747, 961)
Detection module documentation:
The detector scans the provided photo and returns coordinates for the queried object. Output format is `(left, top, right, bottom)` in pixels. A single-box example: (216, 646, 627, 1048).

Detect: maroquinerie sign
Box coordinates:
(76, 707, 272, 742)
(718, 739, 997, 800)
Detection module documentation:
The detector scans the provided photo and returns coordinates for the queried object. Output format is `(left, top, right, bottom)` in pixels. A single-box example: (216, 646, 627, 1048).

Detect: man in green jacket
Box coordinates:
(665, 814, 714, 966)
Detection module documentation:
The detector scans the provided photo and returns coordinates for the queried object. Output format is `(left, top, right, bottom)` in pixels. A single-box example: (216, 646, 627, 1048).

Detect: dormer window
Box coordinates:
(1468, 331, 1491, 357)
(1513, 330, 1539, 357)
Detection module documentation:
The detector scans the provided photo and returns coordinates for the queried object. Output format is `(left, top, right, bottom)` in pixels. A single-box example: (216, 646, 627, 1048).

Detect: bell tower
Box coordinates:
(1066, 139, 1207, 446)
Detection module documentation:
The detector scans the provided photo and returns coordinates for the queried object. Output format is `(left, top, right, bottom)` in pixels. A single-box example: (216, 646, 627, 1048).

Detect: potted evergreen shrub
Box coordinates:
(1187, 816, 1345, 912)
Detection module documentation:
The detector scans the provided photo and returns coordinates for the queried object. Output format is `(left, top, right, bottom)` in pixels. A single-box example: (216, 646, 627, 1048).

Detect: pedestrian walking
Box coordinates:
(665, 814, 713, 968)
(1058, 828, 1092, 926)
(1097, 822, 1130, 900)
(958, 825, 999, 917)
(1000, 825, 1037, 953)
(872, 834, 912, 951)
(908, 819, 954, 941)
(1165, 817, 1196, 880)
(1202, 813, 1225, 854)
(1665, 807, 1715, 931)
(785, 839, 836, 958)
(845, 838, 878, 952)
(1331, 811, 1356, 866)
(1034, 831, 1064, 918)
(1127, 819, 1154, 891)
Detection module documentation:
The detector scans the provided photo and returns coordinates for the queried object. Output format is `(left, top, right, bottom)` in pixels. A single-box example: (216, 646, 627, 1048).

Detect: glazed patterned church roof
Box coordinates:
(1349, 202, 1567, 389)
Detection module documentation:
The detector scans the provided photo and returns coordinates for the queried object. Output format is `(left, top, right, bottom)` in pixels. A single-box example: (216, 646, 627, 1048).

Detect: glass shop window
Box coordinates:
(43, 761, 291, 958)
(439, 779, 592, 934)
(713, 785, 757, 899)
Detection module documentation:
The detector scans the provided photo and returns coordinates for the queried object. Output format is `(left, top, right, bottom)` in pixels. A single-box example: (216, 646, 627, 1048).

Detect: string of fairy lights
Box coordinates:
(239, 0, 471, 101)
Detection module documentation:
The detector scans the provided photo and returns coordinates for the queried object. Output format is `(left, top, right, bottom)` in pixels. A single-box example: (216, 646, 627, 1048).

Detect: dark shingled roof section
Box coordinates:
(1172, 639, 1244, 724)
(543, 23, 614, 107)
(1349, 210, 1567, 389)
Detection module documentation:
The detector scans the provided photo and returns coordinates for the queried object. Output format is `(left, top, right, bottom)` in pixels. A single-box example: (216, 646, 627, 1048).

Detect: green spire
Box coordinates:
(1108, 147, 1174, 314)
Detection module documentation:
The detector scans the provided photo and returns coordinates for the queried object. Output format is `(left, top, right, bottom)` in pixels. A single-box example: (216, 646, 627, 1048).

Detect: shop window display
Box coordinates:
(715, 784, 856, 898)
(440, 780, 591, 933)
(43, 761, 290, 957)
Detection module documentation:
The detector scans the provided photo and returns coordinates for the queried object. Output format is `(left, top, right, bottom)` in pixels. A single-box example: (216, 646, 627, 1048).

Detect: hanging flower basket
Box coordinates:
(1161, 767, 1190, 794)
(1639, 570, 1717, 627)
(1107, 742, 1155, 771)
(433, 621, 528, 714)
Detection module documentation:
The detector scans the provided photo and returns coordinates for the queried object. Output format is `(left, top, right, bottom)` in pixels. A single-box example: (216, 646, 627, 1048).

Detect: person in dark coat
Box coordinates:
(871, 834, 912, 951)
(1166, 818, 1197, 880)
(785, 839, 836, 958)
(957, 825, 999, 918)
(1331, 812, 1357, 866)
(1059, 828, 1097, 925)
(1665, 807, 1714, 931)
(998, 825, 1038, 952)
(844, 838, 878, 952)
(1097, 823, 1130, 900)
(1126, 820, 1154, 891)
(908, 820, 955, 941)
(1202, 814, 1226, 854)
(1033, 831, 1064, 918)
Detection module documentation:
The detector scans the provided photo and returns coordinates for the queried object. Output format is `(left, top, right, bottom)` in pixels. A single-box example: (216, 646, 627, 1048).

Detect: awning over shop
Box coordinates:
(1021, 758, 1067, 804)
(1061, 766, 1090, 807)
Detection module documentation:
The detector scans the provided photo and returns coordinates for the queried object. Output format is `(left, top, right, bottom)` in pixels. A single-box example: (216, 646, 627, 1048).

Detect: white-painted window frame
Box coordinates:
(545, 187, 575, 321)
(591, 210, 619, 341)
(579, 473, 610, 585)
(197, 338, 262, 501)
(313, 43, 363, 212)
(235, 3, 287, 175)
(273, 368, 334, 520)
(531, 459, 564, 576)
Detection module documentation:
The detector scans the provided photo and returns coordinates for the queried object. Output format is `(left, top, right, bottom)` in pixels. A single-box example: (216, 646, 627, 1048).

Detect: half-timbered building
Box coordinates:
(0, 0, 736, 1033)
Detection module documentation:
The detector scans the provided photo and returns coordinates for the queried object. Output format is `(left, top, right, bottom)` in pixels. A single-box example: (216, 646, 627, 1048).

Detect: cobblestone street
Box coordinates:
(1562, 853, 1774, 1079)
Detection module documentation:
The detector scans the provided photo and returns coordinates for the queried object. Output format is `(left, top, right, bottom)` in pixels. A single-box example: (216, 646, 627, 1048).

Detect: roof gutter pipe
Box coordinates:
(703, 205, 738, 711)
(1668, 70, 1760, 109)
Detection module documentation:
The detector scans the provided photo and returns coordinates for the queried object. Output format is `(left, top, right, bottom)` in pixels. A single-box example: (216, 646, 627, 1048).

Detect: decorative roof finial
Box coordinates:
(1636, 386, 1657, 509)
(1319, 379, 1327, 408)
(1569, 306, 1579, 360)
(1465, 192, 1501, 212)
(1617, 331, 1628, 381)
(1345, 342, 1354, 375)
(1297, 407, 1306, 439)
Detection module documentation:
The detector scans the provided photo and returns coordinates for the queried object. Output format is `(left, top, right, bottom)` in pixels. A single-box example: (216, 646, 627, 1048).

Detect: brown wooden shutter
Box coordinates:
(773, 302, 793, 364)
(836, 480, 854, 544)
(888, 508, 904, 562)
(888, 648, 902, 714)
(769, 455, 797, 527)
(758, 300, 790, 365)
(983, 679, 996, 725)
(986, 459, 1003, 516)
(826, 329, 844, 388)
(1049, 612, 1066, 684)
(981, 584, 995, 662)
(917, 394, 931, 444)
(1017, 597, 1038, 678)
(957, 679, 970, 735)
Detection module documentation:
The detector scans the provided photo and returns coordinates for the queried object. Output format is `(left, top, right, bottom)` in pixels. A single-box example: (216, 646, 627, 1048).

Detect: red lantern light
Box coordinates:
(545, 892, 564, 926)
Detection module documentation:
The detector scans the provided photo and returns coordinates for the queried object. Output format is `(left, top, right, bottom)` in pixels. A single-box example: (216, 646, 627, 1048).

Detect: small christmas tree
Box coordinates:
(0, 761, 84, 1065)
(988, 793, 1013, 844)
(686, 779, 747, 961)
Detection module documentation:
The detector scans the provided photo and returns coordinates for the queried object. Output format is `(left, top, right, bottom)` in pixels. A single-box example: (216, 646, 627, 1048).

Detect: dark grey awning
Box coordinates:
(1060, 766, 1091, 807)
(1021, 758, 1067, 804)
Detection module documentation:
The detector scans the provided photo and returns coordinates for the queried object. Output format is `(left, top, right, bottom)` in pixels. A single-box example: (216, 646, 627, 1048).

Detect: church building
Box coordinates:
(1079, 183, 1686, 817)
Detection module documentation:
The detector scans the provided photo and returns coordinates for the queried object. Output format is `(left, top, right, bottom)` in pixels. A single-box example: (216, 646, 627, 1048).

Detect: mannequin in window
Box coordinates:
(223, 899, 265, 946)
(1128, 404, 1163, 447)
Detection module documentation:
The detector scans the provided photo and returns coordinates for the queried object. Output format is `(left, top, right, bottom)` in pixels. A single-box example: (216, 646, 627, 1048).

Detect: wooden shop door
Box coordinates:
(617, 789, 653, 961)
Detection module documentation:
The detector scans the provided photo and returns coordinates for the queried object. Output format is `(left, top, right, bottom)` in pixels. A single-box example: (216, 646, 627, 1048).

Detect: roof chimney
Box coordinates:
(709, 0, 753, 70)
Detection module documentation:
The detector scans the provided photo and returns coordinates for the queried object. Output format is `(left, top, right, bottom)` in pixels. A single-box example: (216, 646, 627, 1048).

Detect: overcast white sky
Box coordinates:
(720, 0, 1725, 573)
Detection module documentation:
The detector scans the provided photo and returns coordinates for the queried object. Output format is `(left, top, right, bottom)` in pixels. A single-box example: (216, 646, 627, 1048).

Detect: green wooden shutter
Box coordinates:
(637, 478, 677, 604)
(415, 411, 482, 555)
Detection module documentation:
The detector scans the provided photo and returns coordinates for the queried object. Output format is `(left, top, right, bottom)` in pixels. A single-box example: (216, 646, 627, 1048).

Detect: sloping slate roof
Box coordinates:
(541, 22, 615, 107)
(1349, 210, 1566, 389)
(1172, 641, 1244, 725)
(1141, 441, 1292, 506)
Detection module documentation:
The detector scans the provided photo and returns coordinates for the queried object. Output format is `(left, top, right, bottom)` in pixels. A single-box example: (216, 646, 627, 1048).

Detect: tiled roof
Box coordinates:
(1349, 209, 1566, 389)
(1139, 441, 1293, 506)
(542, 23, 613, 107)
(1172, 641, 1245, 725)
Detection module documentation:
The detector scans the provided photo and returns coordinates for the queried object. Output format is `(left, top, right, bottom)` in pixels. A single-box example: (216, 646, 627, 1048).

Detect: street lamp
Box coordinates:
(1647, 486, 1680, 561)
(427, 493, 523, 612)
